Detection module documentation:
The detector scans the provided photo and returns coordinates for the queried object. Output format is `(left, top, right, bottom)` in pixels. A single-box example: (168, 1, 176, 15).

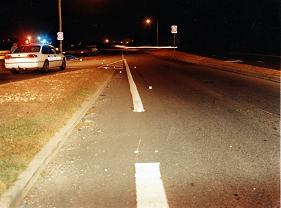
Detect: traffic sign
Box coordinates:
(171, 25, 177, 34)
(57, 32, 64, 40)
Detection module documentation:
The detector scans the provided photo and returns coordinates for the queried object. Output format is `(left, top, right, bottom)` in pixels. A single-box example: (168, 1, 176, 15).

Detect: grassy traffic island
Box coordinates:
(0, 64, 113, 195)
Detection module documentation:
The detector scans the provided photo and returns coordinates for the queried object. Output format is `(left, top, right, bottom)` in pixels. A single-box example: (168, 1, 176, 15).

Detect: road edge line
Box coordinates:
(0, 71, 114, 208)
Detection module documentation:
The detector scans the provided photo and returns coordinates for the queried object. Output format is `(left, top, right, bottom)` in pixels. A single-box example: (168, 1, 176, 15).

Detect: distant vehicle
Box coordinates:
(64, 45, 98, 57)
(86, 45, 98, 55)
(65, 54, 79, 60)
(4, 44, 66, 73)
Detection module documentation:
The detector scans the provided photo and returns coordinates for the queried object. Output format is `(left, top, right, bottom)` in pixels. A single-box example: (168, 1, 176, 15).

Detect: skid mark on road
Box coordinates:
(97, 59, 124, 70)
(134, 138, 142, 154)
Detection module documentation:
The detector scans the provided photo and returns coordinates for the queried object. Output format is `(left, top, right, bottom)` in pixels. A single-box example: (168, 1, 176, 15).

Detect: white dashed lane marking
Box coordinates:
(135, 163, 169, 208)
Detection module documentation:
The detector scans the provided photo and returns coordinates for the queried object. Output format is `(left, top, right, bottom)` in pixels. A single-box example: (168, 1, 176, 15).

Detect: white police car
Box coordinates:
(4, 44, 66, 73)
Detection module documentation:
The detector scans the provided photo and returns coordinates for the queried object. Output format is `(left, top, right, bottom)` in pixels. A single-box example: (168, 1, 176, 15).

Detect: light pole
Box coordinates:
(156, 19, 159, 47)
(145, 18, 159, 46)
(58, 0, 63, 52)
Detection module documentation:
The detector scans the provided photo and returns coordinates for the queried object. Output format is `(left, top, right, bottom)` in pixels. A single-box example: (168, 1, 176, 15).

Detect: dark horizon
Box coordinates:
(0, 0, 280, 55)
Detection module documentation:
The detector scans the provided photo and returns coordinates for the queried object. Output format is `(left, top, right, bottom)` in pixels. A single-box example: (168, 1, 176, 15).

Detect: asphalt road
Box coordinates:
(20, 51, 279, 208)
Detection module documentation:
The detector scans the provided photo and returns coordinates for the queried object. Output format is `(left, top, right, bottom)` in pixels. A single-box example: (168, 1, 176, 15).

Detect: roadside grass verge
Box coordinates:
(0, 66, 113, 195)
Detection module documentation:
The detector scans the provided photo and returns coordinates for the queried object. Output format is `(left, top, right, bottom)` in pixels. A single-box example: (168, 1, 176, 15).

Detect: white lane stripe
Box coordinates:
(135, 163, 169, 208)
(123, 59, 144, 112)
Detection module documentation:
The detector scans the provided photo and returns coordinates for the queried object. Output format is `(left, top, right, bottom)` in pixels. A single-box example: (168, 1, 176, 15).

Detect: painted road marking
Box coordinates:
(135, 163, 169, 208)
(123, 59, 144, 112)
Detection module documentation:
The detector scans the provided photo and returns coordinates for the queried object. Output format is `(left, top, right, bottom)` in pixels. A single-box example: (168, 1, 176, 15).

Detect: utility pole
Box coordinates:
(58, 0, 63, 52)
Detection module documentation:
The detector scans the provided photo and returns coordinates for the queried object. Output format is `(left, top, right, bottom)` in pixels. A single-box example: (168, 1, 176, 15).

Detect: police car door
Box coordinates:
(42, 45, 56, 68)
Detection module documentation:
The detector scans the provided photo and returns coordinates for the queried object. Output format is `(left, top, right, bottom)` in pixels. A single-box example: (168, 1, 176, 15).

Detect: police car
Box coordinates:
(4, 44, 66, 73)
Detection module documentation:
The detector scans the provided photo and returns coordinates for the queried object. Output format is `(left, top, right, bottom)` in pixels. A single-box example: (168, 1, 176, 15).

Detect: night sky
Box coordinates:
(0, 0, 280, 54)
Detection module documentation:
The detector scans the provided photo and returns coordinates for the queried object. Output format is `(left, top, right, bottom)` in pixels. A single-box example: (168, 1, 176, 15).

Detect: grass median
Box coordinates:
(0, 66, 113, 195)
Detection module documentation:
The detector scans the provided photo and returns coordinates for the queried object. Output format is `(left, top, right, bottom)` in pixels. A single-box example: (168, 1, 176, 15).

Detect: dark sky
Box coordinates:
(0, 0, 280, 54)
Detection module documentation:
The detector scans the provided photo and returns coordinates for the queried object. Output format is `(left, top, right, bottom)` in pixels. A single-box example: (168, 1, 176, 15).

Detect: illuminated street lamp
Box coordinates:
(145, 18, 159, 46)
(105, 38, 110, 43)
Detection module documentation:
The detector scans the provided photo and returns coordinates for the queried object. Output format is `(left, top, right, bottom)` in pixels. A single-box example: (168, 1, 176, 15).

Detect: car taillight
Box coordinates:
(26, 54, 37, 58)
(5, 55, 12, 59)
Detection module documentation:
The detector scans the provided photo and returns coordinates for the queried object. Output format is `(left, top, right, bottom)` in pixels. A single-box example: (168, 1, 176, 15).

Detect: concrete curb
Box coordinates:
(147, 50, 280, 83)
(0, 72, 114, 208)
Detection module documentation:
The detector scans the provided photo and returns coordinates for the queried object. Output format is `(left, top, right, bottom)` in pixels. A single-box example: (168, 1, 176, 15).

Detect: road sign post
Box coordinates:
(171, 25, 177, 54)
(58, 0, 63, 52)
(57, 32, 64, 52)
(173, 33, 176, 49)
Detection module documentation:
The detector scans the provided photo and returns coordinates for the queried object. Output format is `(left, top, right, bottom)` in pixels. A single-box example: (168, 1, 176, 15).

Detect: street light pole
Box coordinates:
(156, 19, 159, 47)
(145, 18, 159, 46)
(58, 0, 63, 52)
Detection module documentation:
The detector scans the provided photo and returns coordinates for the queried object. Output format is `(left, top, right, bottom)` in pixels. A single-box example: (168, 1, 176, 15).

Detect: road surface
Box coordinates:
(20, 51, 280, 208)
